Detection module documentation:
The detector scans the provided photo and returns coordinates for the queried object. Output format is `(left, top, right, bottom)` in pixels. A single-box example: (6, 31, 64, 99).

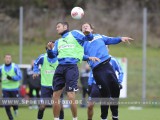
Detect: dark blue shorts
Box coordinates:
(2, 90, 19, 98)
(41, 86, 53, 98)
(90, 84, 101, 98)
(53, 64, 79, 92)
(92, 59, 120, 98)
(2, 90, 19, 107)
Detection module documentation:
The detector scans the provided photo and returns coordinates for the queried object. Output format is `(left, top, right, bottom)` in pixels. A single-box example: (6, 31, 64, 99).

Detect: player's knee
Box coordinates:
(88, 104, 94, 110)
(53, 91, 61, 99)
(67, 92, 75, 100)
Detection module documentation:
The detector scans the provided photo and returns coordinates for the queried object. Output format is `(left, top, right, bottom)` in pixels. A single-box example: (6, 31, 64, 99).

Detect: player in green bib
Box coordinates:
(47, 22, 100, 120)
(0, 54, 22, 120)
(33, 42, 64, 120)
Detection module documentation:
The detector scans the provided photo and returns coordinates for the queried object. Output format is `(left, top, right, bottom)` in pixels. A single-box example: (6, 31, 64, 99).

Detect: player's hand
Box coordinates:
(32, 74, 39, 79)
(121, 37, 134, 44)
(118, 83, 123, 89)
(7, 75, 13, 81)
(47, 42, 54, 50)
(89, 57, 100, 62)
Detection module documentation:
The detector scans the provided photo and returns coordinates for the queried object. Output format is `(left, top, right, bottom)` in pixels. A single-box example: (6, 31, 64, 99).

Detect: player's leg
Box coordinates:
(2, 90, 13, 120)
(53, 89, 63, 119)
(5, 106, 13, 120)
(87, 84, 101, 120)
(59, 93, 64, 120)
(37, 87, 50, 119)
(52, 65, 65, 120)
(65, 64, 79, 120)
(92, 60, 114, 119)
(110, 81, 120, 120)
(109, 67, 120, 120)
(87, 101, 94, 120)
(11, 90, 19, 116)
(37, 104, 46, 120)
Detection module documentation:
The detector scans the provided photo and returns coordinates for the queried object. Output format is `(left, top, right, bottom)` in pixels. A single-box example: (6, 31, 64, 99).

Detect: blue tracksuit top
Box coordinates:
(0, 63, 22, 91)
(83, 34, 121, 69)
(88, 70, 96, 85)
(33, 53, 58, 88)
(47, 30, 93, 64)
(88, 56, 124, 85)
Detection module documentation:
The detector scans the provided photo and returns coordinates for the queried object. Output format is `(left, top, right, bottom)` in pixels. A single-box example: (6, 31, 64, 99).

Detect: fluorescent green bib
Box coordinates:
(41, 54, 58, 86)
(1, 63, 20, 89)
(58, 32, 84, 62)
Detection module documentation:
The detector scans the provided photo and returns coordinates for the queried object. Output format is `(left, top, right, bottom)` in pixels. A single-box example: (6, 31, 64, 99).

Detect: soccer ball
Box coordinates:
(71, 7, 84, 20)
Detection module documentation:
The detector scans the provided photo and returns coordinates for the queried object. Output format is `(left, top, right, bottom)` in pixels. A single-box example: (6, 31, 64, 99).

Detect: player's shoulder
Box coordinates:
(35, 54, 45, 62)
(39, 53, 46, 58)
(71, 30, 84, 36)
(12, 63, 20, 69)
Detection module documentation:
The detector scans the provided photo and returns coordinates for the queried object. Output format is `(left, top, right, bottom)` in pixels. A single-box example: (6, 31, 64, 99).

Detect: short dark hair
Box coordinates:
(56, 22, 69, 30)
(4, 54, 11, 57)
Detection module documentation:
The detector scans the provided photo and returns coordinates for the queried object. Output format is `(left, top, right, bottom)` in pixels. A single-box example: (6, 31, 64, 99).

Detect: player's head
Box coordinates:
(81, 22, 94, 33)
(56, 22, 69, 35)
(4, 54, 12, 65)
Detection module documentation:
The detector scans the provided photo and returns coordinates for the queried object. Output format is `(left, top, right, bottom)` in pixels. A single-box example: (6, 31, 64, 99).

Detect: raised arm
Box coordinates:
(47, 40, 58, 58)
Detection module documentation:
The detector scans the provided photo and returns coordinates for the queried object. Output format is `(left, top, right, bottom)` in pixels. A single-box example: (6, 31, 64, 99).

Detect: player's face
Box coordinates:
(81, 23, 93, 33)
(56, 23, 67, 35)
(4, 55, 12, 65)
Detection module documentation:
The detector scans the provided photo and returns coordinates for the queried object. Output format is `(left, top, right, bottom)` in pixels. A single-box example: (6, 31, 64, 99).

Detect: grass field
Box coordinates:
(0, 106, 160, 120)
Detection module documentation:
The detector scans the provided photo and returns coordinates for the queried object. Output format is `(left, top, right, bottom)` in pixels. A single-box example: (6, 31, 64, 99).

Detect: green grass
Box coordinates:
(0, 106, 160, 120)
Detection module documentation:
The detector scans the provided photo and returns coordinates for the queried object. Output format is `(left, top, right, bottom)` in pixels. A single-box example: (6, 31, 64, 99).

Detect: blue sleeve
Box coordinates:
(33, 54, 44, 73)
(102, 35, 122, 45)
(83, 55, 89, 61)
(12, 65, 22, 81)
(71, 30, 93, 46)
(113, 59, 124, 83)
(88, 70, 94, 85)
(47, 40, 58, 58)
(0, 66, 2, 78)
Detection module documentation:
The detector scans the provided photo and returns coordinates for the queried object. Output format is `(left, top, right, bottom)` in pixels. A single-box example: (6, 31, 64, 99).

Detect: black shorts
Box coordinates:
(90, 84, 101, 98)
(53, 64, 79, 92)
(92, 59, 120, 98)
(41, 86, 53, 98)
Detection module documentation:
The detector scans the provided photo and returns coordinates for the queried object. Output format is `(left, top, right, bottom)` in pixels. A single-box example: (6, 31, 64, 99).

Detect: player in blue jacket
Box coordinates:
(33, 42, 64, 120)
(0, 54, 22, 120)
(87, 54, 124, 120)
(81, 23, 132, 120)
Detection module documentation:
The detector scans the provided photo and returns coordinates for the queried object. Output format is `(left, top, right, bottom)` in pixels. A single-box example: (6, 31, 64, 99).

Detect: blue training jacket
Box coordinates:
(83, 34, 121, 69)
(47, 30, 93, 64)
(0, 63, 22, 91)
(88, 56, 124, 85)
